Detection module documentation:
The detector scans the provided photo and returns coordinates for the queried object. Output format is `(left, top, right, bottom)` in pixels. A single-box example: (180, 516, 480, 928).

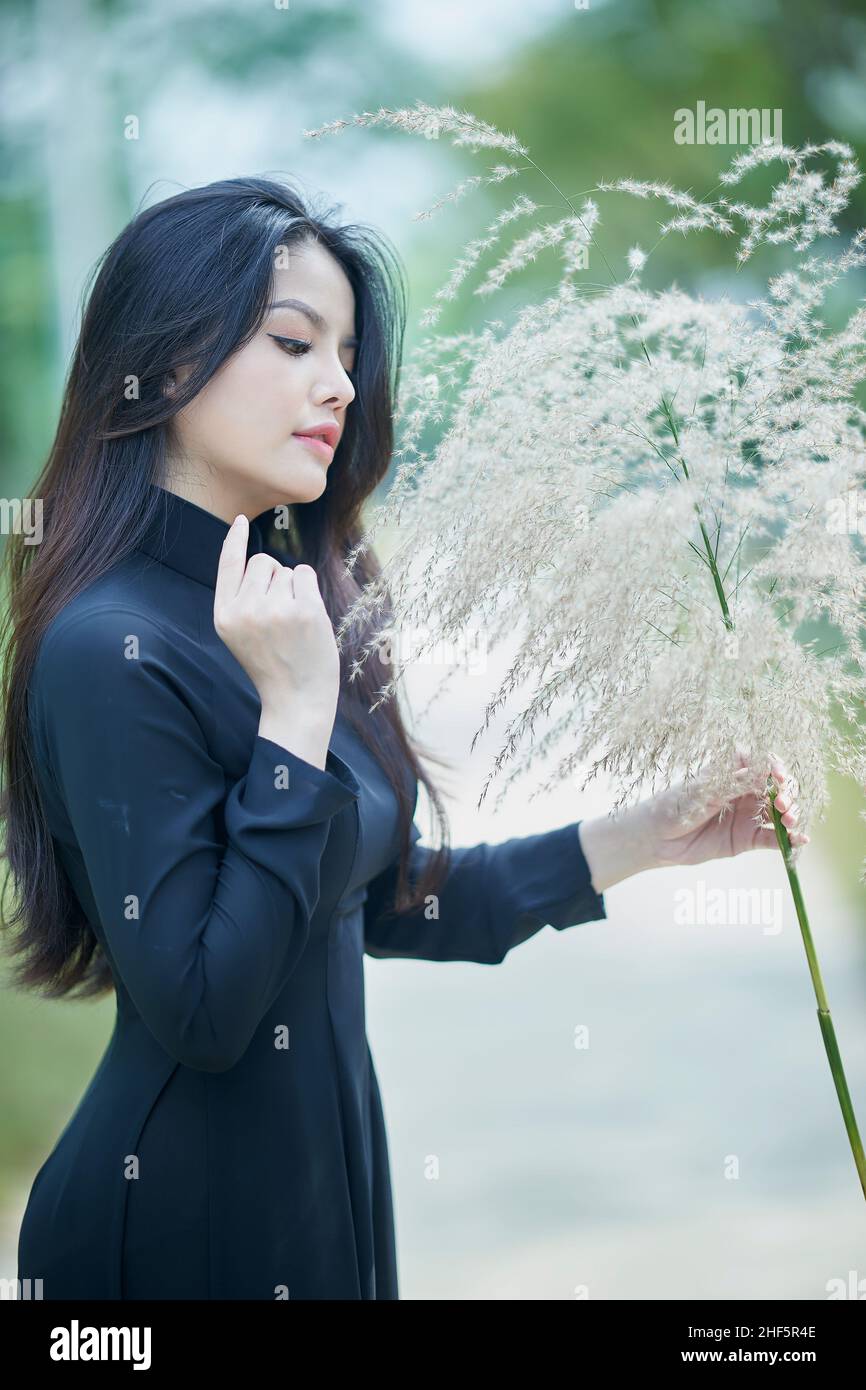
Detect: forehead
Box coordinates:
(270, 241, 355, 330)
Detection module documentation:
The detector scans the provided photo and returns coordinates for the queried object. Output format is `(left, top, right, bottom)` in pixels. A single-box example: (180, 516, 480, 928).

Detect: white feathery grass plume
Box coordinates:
(306, 109, 866, 1203)
(306, 118, 866, 852)
(421, 193, 539, 329)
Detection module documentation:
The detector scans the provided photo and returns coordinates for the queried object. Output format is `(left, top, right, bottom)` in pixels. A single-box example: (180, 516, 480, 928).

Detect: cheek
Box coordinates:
(183, 346, 296, 442)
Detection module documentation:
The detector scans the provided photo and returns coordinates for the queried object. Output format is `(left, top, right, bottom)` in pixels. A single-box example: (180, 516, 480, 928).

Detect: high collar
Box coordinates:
(136, 484, 291, 589)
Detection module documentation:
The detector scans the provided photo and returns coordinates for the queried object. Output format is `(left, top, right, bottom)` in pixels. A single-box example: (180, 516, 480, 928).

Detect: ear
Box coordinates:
(163, 371, 177, 397)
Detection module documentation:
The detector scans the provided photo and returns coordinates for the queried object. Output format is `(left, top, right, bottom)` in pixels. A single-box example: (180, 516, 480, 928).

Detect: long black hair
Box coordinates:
(0, 175, 452, 999)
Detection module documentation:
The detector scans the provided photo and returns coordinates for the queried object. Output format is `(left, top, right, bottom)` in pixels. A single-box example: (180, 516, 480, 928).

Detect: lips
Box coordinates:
(293, 433, 335, 463)
(293, 422, 339, 449)
(292, 422, 339, 465)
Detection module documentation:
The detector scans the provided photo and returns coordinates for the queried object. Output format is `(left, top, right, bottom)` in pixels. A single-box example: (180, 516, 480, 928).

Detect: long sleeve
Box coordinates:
(29, 607, 359, 1073)
(363, 818, 607, 965)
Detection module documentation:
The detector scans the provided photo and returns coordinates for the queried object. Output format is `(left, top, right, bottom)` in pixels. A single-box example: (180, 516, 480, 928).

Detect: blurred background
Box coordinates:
(1, 0, 865, 1299)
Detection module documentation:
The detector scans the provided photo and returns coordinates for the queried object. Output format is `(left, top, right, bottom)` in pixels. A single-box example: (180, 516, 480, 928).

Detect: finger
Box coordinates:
(756, 817, 806, 836)
(780, 809, 798, 828)
(735, 748, 769, 790)
(214, 514, 249, 608)
(239, 552, 283, 596)
(768, 783, 796, 820)
(774, 772, 801, 804)
(756, 827, 810, 848)
(267, 561, 296, 597)
(290, 563, 324, 603)
(769, 758, 790, 789)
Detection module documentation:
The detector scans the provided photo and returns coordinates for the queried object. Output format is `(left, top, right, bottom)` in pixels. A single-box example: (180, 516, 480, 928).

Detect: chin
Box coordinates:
(297, 467, 329, 501)
(283, 464, 328, 504)
(256, 462, 328, 508)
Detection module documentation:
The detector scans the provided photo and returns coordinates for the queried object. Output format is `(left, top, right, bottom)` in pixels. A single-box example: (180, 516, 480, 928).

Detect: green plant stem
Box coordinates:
(656, 395, 866, 1202)
(664, 423, 736, 631)
(768, 786, 866, 1203)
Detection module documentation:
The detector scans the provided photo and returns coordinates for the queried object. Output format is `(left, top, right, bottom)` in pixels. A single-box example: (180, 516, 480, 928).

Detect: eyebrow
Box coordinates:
(267, 297, 358, 347)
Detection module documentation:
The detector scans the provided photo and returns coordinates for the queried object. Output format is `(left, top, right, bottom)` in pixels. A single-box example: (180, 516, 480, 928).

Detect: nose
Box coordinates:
(315, 362, 355, 412)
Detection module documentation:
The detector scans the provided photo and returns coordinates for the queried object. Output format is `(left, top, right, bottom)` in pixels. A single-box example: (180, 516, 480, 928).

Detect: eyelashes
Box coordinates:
(267, 333, 356, 376)
(268, 334, 312, 356)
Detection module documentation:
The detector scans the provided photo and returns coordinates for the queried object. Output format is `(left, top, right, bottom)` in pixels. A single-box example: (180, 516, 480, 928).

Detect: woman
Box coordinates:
(1, 176, 806, 1301)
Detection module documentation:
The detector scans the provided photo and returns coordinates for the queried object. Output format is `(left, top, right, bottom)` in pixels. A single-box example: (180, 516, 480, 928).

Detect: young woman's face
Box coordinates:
(164, 237, 357, 522)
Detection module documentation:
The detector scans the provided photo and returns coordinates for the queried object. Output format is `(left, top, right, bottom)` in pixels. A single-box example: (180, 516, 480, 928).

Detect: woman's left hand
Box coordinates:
(646, 751, 808, 870)
(577, 750, 809, 895)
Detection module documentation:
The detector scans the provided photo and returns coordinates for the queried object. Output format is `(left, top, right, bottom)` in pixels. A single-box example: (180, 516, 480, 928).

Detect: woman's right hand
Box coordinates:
(214, 515, 340, 765)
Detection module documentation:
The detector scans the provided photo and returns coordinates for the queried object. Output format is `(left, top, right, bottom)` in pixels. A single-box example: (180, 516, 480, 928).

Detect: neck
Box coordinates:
(161, 465, 270, 528)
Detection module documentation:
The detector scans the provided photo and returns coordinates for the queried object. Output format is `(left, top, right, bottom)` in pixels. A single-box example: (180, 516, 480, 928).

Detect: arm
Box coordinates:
(363, 818, 606, 965)
(31, 607, 359, 1073)
(363, 756, 807, 967)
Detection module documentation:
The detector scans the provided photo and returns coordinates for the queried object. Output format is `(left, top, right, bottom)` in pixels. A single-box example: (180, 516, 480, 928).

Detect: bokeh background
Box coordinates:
(1, 0, 865, 1299)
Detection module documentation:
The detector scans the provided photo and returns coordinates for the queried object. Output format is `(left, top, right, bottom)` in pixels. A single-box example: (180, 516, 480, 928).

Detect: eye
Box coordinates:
(268, 334, 312, 356)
